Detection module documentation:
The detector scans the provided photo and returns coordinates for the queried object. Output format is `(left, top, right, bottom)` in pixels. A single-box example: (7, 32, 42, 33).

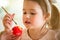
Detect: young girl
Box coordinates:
(0, 0, 59, 40)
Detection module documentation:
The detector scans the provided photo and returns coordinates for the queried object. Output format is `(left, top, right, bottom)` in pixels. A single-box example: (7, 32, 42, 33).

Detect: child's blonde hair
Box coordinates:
(50, 5, 60, 30)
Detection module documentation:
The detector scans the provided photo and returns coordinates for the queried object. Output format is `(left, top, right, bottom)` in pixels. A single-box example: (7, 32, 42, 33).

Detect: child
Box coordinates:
(0, 0, 59, 40)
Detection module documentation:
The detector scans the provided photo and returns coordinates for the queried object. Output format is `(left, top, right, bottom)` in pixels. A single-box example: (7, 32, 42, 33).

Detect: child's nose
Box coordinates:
(26, 14, 30, 19)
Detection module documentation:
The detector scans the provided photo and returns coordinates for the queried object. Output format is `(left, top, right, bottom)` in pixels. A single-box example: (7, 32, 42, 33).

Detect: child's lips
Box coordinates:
(25, 21, 31, 24)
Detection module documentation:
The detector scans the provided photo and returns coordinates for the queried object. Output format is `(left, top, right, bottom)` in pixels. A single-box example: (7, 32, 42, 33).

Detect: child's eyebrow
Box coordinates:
(30, 9, 35, 11)
(23, 9, 36, 13)
(23, 9, 35, 11)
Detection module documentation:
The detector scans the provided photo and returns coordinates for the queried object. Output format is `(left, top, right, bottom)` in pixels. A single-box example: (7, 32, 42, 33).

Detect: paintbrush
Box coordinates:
(1, 7, 17, 25)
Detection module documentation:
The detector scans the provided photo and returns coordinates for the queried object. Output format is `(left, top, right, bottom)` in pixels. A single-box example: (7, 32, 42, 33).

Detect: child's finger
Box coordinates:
(4, 13, 15, 21)
(11, 13, 15, 19)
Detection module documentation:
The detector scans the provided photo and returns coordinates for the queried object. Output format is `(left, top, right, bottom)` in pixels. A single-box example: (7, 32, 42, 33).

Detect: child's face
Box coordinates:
(23, 1, 46, 29)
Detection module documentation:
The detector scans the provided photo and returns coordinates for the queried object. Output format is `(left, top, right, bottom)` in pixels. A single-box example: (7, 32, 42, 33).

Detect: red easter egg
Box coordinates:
(12, 26, 22, 36)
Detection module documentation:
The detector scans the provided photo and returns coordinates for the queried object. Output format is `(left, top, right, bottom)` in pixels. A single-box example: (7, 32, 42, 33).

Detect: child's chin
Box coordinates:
(25, 26, 31, 29)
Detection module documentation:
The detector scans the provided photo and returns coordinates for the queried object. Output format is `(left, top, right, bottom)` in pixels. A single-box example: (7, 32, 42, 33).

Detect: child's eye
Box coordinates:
(23, 12, 26, 14)
(31, 13, 36, 15)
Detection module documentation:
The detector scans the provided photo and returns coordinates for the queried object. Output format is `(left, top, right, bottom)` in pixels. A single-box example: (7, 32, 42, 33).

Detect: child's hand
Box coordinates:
(3, 13, 15, 29)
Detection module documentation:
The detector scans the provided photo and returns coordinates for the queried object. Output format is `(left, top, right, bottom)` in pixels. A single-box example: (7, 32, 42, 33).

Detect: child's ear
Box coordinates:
(44, 13, 50, 20)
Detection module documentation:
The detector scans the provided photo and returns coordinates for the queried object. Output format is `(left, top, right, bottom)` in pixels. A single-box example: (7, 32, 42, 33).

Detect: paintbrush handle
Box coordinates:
(2, 7, 9, 14)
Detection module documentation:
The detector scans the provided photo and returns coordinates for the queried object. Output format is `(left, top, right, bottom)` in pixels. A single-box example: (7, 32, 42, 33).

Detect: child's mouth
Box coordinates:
(25, 21, 31, 24)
